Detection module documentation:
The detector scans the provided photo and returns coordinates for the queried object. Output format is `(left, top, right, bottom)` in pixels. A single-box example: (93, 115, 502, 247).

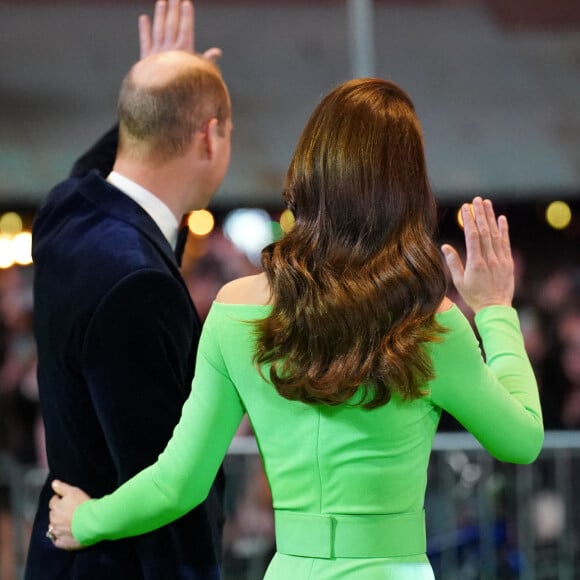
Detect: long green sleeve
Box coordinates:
(72, 323, 245, 546)
(427, 305, 543, 463)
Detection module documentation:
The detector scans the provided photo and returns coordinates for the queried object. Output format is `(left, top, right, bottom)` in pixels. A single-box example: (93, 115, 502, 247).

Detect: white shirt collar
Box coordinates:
(107, 171, 179, 249)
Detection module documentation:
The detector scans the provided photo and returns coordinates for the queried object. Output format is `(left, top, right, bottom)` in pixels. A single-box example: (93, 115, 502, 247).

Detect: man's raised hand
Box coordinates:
(139, 0, 222, 61)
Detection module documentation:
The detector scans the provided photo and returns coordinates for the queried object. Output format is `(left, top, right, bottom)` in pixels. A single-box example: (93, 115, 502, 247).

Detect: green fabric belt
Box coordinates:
(274, 510, 426, 559)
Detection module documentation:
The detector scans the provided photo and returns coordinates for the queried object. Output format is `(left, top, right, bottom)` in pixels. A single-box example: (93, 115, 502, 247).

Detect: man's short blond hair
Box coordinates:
(117, 52, 230, 163)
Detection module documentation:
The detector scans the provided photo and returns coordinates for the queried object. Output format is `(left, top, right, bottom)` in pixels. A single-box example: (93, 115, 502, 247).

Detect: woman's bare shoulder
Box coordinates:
(436, 296, 455, 313)
(215, 272, 271, 305)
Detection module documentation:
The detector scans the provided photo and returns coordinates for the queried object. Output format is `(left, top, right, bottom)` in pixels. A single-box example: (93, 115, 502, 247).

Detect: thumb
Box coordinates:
(202, 47, 223, 62)
(51, 480, 72, 496)
(441, 244, 464, 288)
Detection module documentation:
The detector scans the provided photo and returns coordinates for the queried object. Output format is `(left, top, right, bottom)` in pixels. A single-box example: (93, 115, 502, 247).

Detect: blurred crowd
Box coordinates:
(443, 244, 580, 431)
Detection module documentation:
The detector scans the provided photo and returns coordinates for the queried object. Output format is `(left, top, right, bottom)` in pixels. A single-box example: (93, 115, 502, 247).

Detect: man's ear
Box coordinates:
(199, 118, 219, 160)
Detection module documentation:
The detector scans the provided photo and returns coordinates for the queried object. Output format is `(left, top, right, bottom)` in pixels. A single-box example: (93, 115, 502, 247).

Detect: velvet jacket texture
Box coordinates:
(25, 128, 225, 580)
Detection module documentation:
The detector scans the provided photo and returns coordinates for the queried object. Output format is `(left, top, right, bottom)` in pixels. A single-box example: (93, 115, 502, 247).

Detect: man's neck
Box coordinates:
(112, 158, 189, 221)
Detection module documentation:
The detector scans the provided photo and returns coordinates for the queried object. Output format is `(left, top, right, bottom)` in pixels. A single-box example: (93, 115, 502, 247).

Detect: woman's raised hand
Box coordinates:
(442, 197, 514, 313)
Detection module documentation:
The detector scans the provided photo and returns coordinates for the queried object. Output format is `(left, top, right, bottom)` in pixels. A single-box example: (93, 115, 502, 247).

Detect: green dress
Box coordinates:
(72, 304, 543, 579)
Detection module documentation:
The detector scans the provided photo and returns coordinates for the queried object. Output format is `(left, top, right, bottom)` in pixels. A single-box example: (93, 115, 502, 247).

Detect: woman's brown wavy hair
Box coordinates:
(254, 78, 447, 409)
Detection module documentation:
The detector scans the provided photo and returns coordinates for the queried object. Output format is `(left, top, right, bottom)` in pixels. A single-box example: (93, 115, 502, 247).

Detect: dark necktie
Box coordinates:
(175, 213, 190, 267)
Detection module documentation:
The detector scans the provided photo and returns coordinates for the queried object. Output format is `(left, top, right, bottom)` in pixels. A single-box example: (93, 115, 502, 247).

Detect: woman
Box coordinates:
(48, 78, 543, 579)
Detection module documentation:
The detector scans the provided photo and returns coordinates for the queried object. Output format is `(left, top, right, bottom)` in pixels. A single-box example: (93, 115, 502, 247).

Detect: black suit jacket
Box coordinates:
(25, 131, 225, 580)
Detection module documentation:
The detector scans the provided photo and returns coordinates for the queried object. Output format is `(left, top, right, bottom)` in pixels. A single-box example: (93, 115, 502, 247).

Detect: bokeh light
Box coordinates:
(0, 212, 23, 235)
(279, 209, 295, 233)
(0, 236, 15, 269)
(188, 210, 215, 237)
(456, 203, 474, 230)
(223, 208, 274, 266)
(545, 201, 572, 230)
(13, 232, 33, 265)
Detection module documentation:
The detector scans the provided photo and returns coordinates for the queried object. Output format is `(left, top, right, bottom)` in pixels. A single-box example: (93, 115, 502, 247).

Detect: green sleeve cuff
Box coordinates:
(474, 304, 518, 327)
(71, 499, 99, 547)
(474, 305, 523, 361)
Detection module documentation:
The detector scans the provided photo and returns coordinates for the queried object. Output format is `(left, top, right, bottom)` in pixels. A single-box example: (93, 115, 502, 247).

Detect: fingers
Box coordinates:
(473, 197, 493, 258)
(48, 494, 59, 511)
(476, 197, 505, 264)
(441, 243, 464, 290)
(178, 0, 194, 53)
(47, 480, 87, 551)
(49, 526, 83, 551)
(49, 481, 66, 520)
(498, 214, 512, 261)
(461, 200, 483, 269)
(464, 196, 507, 264)
(139, 15, 152, 58)
(152, 0, 168, 49)
(482, 198, 502, 255)
(139, 0, 197, 58)
(164, 0, 182, 47)
(51, 534, 67, 550)
(473, 198, 513, 267)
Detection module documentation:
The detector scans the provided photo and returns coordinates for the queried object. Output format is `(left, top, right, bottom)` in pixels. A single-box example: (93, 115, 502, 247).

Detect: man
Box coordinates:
(25, 2, 232, 578)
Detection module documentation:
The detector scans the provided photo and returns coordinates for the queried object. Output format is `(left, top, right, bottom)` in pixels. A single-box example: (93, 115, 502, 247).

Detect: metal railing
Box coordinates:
(0, 454, 47, 580)
(426, 432, 580, 579)
(2, 432, 579, 580)
(224, 432, 580, 579)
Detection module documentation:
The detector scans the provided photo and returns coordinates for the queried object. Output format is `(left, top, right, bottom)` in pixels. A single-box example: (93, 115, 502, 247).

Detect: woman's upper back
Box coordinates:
(204, 296, 441, 515)
(215, 272, 454, 312)
(207, 278, 541, 513)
